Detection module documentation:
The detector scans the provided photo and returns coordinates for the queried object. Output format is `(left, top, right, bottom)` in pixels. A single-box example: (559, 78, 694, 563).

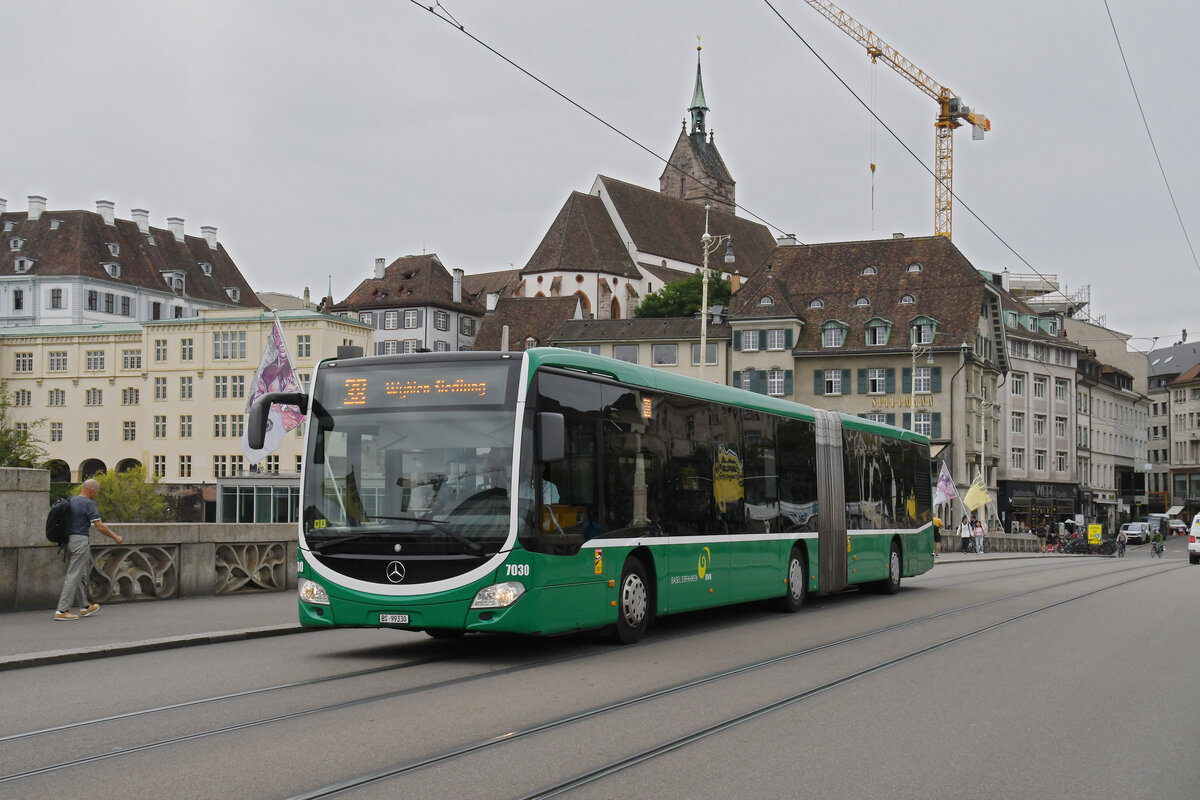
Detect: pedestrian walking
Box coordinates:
(959, 515, 972, 553)
(932, 516, 943, 557)
(974, 518, 985, 554)
(54, 479, 124, 621)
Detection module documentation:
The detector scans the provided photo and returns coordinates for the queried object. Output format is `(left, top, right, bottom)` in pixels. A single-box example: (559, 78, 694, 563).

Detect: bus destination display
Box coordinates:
(323, 364, 510, 410)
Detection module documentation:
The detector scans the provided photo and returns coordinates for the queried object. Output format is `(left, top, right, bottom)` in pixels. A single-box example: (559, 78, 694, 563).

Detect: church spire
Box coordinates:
(689, 39, 708, 137)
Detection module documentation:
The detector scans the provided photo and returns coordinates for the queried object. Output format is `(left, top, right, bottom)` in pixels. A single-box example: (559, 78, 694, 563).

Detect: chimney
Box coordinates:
(892, 232, 905, 239)
(453, 268, 463, 303)
(1184, 329, 1188, 343)
(0, 198, 7, 213)
(28, 195, 48, 221)
(775, 234, 797, 246)
(501, 324, 510, 352)
(303, 287, 311, 308)
(730, 270, 741, 293)
(95, 200, 114, 226)
(131, 208, 150, 234)
(167, 216, 185, 242)
(374, 258, 386, 279)
(201, 225, 217, 249)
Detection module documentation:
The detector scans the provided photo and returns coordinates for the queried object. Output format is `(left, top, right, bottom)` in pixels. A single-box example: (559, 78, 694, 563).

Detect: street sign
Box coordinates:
(1088, 524, 1102, 544)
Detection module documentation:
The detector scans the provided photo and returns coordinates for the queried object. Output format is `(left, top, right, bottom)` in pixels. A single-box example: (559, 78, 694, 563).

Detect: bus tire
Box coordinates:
(777, 546, 807, 613)
(879, 542, 902, 595)
(614, 557, 651, 644)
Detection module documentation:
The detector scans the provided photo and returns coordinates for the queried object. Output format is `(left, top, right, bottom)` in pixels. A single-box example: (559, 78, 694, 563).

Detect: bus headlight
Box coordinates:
(298, 578, 330, 606)
(471, 581, 526, 609)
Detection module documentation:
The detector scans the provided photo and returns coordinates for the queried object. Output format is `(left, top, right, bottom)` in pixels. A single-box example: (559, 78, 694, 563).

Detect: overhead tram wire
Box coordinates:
(1103, 0, 1200, 278)
(409, 0, 798, 242)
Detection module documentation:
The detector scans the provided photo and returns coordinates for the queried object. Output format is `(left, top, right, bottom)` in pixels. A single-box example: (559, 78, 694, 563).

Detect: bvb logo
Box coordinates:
(698, 546, 711, 579)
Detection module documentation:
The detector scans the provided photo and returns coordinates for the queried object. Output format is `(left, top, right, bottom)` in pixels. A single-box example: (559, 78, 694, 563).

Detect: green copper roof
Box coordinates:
(689, 48, 708, 112)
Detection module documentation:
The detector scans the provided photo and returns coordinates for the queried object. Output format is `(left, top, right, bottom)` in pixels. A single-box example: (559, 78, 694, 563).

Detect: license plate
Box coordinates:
(379, 614, 410, 624)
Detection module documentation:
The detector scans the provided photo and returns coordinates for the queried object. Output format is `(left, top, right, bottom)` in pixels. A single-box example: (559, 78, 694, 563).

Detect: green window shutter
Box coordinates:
(931, 413, 942, 438)
(842, 369, 851, 392)
(902, 413, 910, 430)
(814, 370, 824, 396)
(857, 369, 867, 395)
(886, 368, 896, 394)
(902, 367, 912, 394)
(784, 370, 794, 395)
(785, 329, 794, 348)
(931, 367, 943, 392)
(760, 329, 768, 347)
(733, 370, 741, 388)
(733, 331, 742, 351)
(751, 371, 767, 395)
(888, 414, 897, 427)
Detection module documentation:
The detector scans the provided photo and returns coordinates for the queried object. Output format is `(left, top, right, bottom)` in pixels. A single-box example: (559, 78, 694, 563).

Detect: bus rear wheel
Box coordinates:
(880, 543, 902, 595)
(777, 546, 807, 613)
(614, 557, 651, 644)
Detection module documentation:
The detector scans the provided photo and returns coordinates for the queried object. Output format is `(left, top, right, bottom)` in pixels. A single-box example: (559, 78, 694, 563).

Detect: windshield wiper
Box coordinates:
(307, 533, 373, 553)
(364, 515, 484, 555)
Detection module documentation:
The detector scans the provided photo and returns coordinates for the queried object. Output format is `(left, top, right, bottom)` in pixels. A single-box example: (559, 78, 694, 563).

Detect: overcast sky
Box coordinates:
(6, 0, 1195, 354)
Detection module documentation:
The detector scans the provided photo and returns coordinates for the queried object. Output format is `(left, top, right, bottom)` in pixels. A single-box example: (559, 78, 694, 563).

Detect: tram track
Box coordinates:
(0, 559, 1171, 790)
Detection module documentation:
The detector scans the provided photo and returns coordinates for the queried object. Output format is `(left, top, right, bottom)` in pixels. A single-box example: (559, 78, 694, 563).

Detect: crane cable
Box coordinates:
(869, 56, 877, 231)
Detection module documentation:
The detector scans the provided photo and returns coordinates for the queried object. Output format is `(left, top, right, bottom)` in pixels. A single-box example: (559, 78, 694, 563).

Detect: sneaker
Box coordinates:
(54, 611, 79, 621)
(80, 603, 100, 618)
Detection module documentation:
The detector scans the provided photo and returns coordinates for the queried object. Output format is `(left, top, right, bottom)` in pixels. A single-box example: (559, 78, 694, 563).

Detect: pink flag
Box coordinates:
(933, 461, 958, 506)
(241, 319, 304, 462)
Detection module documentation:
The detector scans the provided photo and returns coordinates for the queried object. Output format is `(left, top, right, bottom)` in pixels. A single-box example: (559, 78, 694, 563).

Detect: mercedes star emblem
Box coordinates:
(386, 561, 406, 583)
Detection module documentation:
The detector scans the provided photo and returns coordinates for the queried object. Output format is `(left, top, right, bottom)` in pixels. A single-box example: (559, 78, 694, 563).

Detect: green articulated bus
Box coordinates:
(249, 348, 934, 644)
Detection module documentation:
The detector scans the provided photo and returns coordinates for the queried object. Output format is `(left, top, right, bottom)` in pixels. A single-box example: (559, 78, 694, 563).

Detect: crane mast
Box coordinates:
(804, 0, 990, 239)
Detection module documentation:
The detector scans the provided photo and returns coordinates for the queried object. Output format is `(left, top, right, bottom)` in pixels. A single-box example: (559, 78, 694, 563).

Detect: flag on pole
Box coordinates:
(241, 317, 304, 463)
(963, 473, 992, 512)
(933, 461, 958, 507)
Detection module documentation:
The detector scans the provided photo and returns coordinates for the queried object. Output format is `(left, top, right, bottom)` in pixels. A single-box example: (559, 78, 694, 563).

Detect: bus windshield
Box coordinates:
(301, 359, 518, 560)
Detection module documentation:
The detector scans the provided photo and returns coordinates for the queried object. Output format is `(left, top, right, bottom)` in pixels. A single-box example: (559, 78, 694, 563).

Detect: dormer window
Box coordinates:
(855, 297, 870, 307)
(911, 316, 937, 345)
(822, 321, 849, 348)
(50, 219, 61, 231)
(147, 233, 156, 246)
(3, 222, 13, 232)
(162, 271, 185, 294)
(200, 262, 212, 276)
(900, 294, 915, 305)
(907, 262, 923, 273)
(9, 237, 23, 251)
(865, 318, 892, 346)
(759, 296, 774, 306)
(13, 257, 33, 273)
(107, 242, 120, 257)
(808, 299, 824, 310)
(861, 265, 877, 276)
(103, 262, 122, 279)
(225, 287, 240, 302)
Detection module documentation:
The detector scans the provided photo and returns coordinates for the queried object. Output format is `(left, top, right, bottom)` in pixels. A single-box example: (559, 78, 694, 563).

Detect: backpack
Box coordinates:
(45, 498, 72, 546)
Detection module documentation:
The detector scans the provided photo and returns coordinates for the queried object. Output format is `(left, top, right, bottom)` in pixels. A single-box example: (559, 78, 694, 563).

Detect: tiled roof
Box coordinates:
(523, 192, 640, 278)
(595, 175, 775, 271)
(474, 296, 581, 351)
(330, 254, 484, 315)
(729, 266, 801, 321)
(743, 235, 992, 353)
(0, 208, 261, 308)
(550, 316, 730, 344)
(463, 268, 521, 300)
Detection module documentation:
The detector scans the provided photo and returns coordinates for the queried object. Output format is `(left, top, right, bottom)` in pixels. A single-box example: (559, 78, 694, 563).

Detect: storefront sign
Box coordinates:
(870, 396, 935, 409)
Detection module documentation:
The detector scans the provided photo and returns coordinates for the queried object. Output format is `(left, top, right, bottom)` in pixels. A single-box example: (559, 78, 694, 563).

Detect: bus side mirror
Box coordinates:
(248, 391, 309, 449)
(536, 412, 565, 462)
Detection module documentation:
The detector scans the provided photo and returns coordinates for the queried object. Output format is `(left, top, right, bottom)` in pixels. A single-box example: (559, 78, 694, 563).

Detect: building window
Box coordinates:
(855, 297, 870, 307)
(1055, 416, 1067, 437)
(868, 368, 887, 394)
(181, 338, 194, 361)
(435, 310, 449, 331)
(434, 340, 450, 352)
(741, 330, 760, 352)
(214, 376, 228, 399)
(652, 344, 678, 366)
(861, 265, 877, 276)
(155, 339, 168, 362)
(1035, 449, 1047, 470)
(86, 350, 105, 371)
(123, 421, 136, 441)
(900, 294, 915, 305)
(48, 389, 65, 406)
(13, 389, 30, 406)
(1033, 375, 1047, 399)
(822, 325, 846, 348)
(121, 296, 131, 316)
(265, 455, 280, 473)
(382, 340, 399, 355)
(1056, 451, 1068, 472)
(50, 288, 64, 309)
(913, 323, 934, 344)
(231, 414, 245, 438)
(383, 311, 398, 330)
(297, 335, 311, 358)
(154, 377, 167, 400)
(402, 339, 418, 353)
(1012, 412, 1024, 433)
(153, 455, 166, 478)
(690, 342, 718, 366)
(1011, 373, 1026, 396)
(613, 344, 638, 364)
(14, 352, 33, 372)
(359, 312, 373, 326)
(154, 415, 166, 438)
(913, 366, 931, 393)
(180, 376, 193, 399)
(85, 388, 103, 406)
(212, 331, 247, 359)
(213, 455, 228, 478)
(50, 422, 63, 442)
(824, 369, 843, 395)
(180, 415, 192, 438)
(225, 287, 240, 302)
(87, 422, 100, 442)
(403, 309, 419, 328)
(866, 324, 889, 346)
(1034, 414, 1047, 436)
(122, 388, 139, 405)
(179, 455, 192, 478)
(1012, 448, 1025, 469)
(230, 454, 244, 475)
(213, 414, 228, 438)
(808, 299, 824, 310)
(460, 317, 476, 336)
(231, 375, 245, 399)
(48, 351, 68, 372)
(122, 349, 141, 370)
(1055, 378, 1069, 401)
(767, 369, 786, 397)
(907, 262, 923, 273)
(104, 293, 114, 314)
(914, 412, 932, 436)
(87, 290, 99, 311)
(759, 296, 774, 306)
(767, 329, 787, 350)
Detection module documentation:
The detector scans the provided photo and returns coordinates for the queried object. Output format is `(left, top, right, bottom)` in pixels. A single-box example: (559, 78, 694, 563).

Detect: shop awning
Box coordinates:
(1166, 505, 1184, 516)
(929, 444, 948, 462)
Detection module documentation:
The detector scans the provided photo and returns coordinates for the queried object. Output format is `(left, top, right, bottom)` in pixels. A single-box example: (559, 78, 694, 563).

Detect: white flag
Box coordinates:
(241, 319, 303, 463)
(933, 461, 958, 506)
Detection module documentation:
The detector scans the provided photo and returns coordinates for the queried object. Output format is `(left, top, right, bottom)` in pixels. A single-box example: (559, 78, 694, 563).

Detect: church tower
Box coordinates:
(659, 43, 736, 214)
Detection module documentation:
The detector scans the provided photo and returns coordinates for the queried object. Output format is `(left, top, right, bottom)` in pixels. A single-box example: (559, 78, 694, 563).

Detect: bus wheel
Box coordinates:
(425, 628, 465, 640)
(614, 557, 651, 644)
(778, 546, 807, 613)
(880, 543, 902, 595)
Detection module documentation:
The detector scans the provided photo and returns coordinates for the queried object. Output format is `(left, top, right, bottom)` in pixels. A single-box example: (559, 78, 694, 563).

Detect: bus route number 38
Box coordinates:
(506, 564, 531, 577)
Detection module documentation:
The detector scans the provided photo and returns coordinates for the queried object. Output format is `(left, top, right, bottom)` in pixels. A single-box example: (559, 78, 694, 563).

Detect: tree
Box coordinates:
(0, 382, 48, 468)
(634, 270, 731, 318)
(94, 466, 169, 522)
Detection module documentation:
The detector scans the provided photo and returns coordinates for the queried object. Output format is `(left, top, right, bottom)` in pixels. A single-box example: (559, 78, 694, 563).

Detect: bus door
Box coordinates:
(813, 409, 847, 594)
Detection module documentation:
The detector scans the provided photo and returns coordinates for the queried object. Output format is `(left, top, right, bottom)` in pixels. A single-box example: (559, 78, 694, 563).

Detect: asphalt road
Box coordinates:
(2, 540, 1197, 800)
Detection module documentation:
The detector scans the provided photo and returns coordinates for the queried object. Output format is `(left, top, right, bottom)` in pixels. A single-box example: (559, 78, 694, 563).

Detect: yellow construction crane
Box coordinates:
(804, 0, 990, 239)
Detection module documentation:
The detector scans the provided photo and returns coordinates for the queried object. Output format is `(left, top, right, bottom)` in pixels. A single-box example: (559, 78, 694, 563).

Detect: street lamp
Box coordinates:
(909, 325, 934, 432)
(699, 204, 735, 382)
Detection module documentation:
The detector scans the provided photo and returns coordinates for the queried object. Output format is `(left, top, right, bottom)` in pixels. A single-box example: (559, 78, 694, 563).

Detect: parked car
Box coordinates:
(1169, 519, 1188, 536)
(1121, 522, 1152, 545)
(1189, 514, 1200, 565)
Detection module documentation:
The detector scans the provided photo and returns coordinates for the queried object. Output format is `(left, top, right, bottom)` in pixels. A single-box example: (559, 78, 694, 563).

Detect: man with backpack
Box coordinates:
(54, 479, 124, 621)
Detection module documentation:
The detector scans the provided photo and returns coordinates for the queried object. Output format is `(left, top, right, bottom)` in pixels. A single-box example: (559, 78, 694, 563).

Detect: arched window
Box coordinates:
(574, 290, 591, 319)
(808, 299, 824, 310)
(907, 262, 923, 273)
(759, 296, 774, 306)
(900, 294, 915, 305)
(861, 265, 877, 276)
(855, 297, 870, 307)
(610, 297, 621, 319)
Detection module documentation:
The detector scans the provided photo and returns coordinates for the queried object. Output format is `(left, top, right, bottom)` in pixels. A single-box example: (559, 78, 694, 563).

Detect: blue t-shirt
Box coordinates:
(67, 495, 101, 536)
